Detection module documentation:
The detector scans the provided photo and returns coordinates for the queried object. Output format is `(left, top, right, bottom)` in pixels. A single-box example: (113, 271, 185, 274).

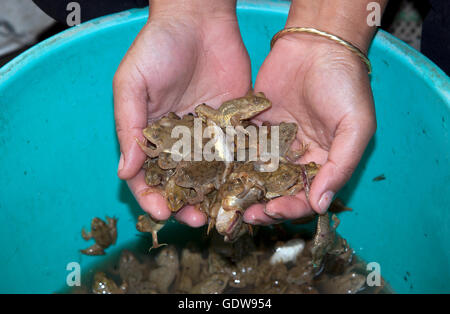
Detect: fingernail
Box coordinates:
(318, 191, 334, 214)
(118, 153, 124, 172)
(264, 208, 283, 220)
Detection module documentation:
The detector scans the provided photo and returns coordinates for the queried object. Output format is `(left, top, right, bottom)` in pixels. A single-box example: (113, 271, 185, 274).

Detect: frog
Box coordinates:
(227, 161, 320, 201)
(143, 157, 174, 187)
(118, 250, 148, 291)
(191, 273, 229, 294)
(264, 162, 320, 199)
(215, 179, 262, 242)
(318, 271, 366, 294)
(180, 246, 206, 280)
(136, 113, 196, 158)
(136, 214, 167, 250)
(262, 121, 308, 162)
(157, 151, 178, 170)
(310, 213, 342, 267)
(148, 245, 180, 293)
(195, 92, 272, 129)
(196, 190, 220, 235)
(174, 160, 227, 204)
(81, 216, 117, 255)
(92, 272, 127, 294)
(164, 175, 195, 212)
(175, 246, 207, 292)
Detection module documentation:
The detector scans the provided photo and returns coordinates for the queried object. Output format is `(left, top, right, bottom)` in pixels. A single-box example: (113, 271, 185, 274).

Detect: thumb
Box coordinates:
(113, 69, 148, 180)
(308, 117, 376, 214)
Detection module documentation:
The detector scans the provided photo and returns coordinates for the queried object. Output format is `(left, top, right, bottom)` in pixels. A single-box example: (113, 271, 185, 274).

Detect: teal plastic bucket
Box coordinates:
(0, 1, 449, 293)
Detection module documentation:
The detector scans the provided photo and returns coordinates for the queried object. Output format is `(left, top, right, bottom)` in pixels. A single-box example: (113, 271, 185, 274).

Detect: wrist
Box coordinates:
(149, 0, 237, 22)
(286, 0, 387, 53)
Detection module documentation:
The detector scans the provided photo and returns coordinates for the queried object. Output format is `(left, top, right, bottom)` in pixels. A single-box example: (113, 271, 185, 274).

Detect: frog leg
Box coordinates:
(149, 230, 168, 251)
(206, 218, 215, 236)
(331, 214, 340, 229)
(81, 243, 105, 256)
(247, 224, 254, 237)
(230, 115, 250, 135)
(135, 137, 160, 158)
(286, 142, 309, 162)
(81, 228, 92, 241)
(299, 164, 311, 200)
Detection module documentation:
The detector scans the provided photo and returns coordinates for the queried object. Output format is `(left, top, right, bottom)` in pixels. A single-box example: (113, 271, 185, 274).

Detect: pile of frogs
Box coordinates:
(81, 219, 386, 294)
(134, 92, 320, 244)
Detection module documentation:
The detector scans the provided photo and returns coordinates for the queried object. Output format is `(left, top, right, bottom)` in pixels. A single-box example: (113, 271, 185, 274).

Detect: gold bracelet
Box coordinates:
(271, 27, 372, 74)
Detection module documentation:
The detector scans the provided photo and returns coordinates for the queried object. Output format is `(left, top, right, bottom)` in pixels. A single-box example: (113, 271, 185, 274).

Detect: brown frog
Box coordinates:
(118, 250, 148, 292)
(148, 245, 180, 293)
(81, 216, 117, 255)
(191, 273, 229, 294)
(91, 272, 127, 294)
(136, 214, 167, 250)
(195, 92, 271, 128)
(137, 113, 195, 158)
(158, 152, 178, 170)
(311, 213, 344, 267)
(228, 162, 320, 201)
(260, 121, 308, 162)
(164, 175, 195, 212)
(216, 179, 262, 242)
(143, 158, 174, 187)
(174, 160, 227, 204)
(176, 246, 207, 292)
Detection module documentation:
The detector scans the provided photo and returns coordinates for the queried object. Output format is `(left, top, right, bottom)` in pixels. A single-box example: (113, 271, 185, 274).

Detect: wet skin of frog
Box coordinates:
(148, 245, 180, 293)
(191, 273, 229, 294)
(143, 158, 174, 187)
(137, 113, 196, 158)
(318, 271, 366, 294)
(174, 160, 227, 204)
(92, 272, 127, 294)
(118, 250, 149, 291)
(228, 162, 320, 200)
(311, 213, 349, 268)
(164, 175, 196, 212)
(81, 216, 117, 255)
(195, 92, 272, 128)
(215, 179, 261, 242)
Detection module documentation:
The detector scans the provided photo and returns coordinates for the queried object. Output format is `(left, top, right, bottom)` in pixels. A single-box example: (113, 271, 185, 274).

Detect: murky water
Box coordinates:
(67, 226, 392, 294)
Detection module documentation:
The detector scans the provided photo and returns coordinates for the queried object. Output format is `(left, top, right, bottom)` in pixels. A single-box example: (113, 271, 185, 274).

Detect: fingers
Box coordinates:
(174, 206, 207, 227)
(127, 170, 172, 221)
(113, 65, 148, 180)
(244, 203, 280, 225)
(308, 117, 376, 214)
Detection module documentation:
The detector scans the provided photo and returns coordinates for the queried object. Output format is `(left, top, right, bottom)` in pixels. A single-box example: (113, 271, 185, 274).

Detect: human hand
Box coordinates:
(114, 0, 251, 226)
(244, 34, 376, 225)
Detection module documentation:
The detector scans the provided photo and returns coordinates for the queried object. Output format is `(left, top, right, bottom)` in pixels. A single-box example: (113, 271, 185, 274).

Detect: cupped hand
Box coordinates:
(114, 7, 251, 226)
(244, 34, 376, 225)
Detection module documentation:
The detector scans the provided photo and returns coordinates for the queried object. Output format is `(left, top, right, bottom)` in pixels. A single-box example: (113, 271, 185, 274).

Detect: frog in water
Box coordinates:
(92, 272, 127, 294)
(195, 92, 271, 128)
(311, 213, 348, 267)
(81, 216, 117, 255)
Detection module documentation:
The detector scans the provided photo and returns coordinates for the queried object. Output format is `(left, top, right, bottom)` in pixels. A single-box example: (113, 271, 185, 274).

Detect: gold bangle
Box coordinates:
(271, 27, 372, 74)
